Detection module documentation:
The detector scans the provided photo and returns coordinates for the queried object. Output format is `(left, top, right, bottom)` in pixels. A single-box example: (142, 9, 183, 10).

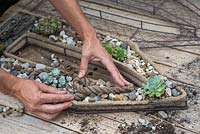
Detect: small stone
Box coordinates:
(68, 88, 75, 94)
(26, 68, 34, 74)
(67, 37, 74, 45)
(39, 72, 49, 81)
(84, 97, 90, 102)
(108, 93, 116, 100)
(35, 78, 42, 83)
(35, 64, 46, 70)
(152, 126, 156, 131)
(101, 94, 108, 99)
(128, 91, 137, 101)
(116, 41, 122, 47)
(171, 88, 179, 97)
(17, 73, 28, 79)
(120, 43, 129, 49)
(96, 79, 106, 86)
(51, 68, 60, 76)
(106, 81, 112, 87)
(59, 30, 66, 37)
(138, 118, 149, 126)
(21, 63, 29, 69)
(3, 106, 10, 112)
(165, 88, 172, 97)
(115, 94, 124, 101)
(0, 106, 4, 113)
(88, 97, 96, 102)
(158, 111, 168, 119)
(136, 95, 143, 101)
(10, 69, 18, 76)
(53, 60, 60, 67)
(14, 64, 21, 70)
(165, 80, 173, 88)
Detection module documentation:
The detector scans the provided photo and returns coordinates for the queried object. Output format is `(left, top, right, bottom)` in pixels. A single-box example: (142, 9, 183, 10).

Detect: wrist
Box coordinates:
(81, 25, 97, 41)
(7, 75, 21, 96)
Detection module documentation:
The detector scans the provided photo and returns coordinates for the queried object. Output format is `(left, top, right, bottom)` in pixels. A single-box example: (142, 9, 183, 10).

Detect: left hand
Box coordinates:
(78, 35, 129, 86)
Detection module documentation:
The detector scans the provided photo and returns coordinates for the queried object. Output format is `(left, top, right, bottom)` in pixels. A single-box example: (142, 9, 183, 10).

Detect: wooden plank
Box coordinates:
(0, 93, 122, 134)
(0, 104, 76, 134)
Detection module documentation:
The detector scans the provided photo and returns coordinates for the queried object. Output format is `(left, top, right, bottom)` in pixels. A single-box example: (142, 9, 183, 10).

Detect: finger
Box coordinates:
(101, 57, 125, 86)
(79, 54, 89, 78)
(40, 102, 72, 114)
(40, 93, 74, 103)
(33, 111, 60, 120)
(38, 82, 66, 94)
(119, 73, 130, 85)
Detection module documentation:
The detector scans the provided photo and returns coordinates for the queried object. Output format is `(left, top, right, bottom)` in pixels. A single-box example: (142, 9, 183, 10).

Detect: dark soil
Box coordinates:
(118, 119, 175, 134)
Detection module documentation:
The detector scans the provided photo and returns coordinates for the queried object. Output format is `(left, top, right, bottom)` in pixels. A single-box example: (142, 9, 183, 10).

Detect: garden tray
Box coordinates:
(4, 34, 187, 112)
(1, 10, 161, 86)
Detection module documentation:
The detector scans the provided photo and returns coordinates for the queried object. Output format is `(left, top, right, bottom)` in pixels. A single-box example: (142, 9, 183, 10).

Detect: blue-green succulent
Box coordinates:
(143, 75, 166, 98)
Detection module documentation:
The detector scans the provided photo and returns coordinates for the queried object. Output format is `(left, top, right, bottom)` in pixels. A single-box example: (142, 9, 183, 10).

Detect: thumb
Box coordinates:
(78, 55, 89, 78)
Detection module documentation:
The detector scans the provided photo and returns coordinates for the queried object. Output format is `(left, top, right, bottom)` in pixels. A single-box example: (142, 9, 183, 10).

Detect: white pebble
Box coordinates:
(35, 64, 46, 70)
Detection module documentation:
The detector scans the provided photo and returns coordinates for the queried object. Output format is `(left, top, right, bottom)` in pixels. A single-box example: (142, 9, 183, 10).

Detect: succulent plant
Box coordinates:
(143, 75, 166, 98)
(104, 43, 127, 62)
(0, 44, 6, 56)
(35, 17, 63, 36)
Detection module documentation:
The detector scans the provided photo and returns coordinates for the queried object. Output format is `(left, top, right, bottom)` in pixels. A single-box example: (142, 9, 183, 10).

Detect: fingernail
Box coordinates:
(78, 72, 83, 78)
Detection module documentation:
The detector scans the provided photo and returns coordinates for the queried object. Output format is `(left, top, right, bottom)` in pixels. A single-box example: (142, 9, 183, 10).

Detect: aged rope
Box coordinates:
(72, 77, 134, 101)
(30, 69, 134, 101)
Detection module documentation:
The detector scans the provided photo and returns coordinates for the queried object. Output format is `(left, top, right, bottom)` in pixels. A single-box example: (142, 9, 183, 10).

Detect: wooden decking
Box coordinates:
(0, 0, 199, 134)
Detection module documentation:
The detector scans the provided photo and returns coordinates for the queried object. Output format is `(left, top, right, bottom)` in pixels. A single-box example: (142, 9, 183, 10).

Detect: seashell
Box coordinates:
(165, 88, 172, 97)
(49, 35, 58, 41)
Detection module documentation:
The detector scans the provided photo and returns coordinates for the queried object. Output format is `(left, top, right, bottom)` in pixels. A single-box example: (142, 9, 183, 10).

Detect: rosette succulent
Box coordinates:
(35, 17, 63, 36)
(104, 43, 127, 62)
(143, 75, 166, 97)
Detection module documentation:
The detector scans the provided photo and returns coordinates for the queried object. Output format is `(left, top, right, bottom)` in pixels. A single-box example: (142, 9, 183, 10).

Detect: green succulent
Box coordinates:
(104, 43, 127, 62)
(143, 75, 166, 98)
(113, 47, 127, 62)
(0, 44, 6, 56)
(104, 43, 114, 55)
(35, 17, 63, 36)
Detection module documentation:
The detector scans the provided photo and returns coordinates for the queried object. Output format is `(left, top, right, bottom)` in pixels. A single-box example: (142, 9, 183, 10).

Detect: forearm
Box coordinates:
(49, 0, 96, 41)
(0, 69, 19, 95)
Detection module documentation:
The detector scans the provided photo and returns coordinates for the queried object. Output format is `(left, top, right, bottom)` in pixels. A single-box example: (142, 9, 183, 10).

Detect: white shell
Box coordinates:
(59, 30, 66, 37)
(49, 35, 58, 41)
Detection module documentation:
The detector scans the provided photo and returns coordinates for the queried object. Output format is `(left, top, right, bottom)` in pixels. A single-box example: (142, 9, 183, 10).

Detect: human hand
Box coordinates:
(13, 79, 74, 120)
(78, 35, 129, 86)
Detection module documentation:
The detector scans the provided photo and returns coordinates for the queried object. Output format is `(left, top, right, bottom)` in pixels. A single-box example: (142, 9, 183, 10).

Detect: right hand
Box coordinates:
(13, 79, 74, 120)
